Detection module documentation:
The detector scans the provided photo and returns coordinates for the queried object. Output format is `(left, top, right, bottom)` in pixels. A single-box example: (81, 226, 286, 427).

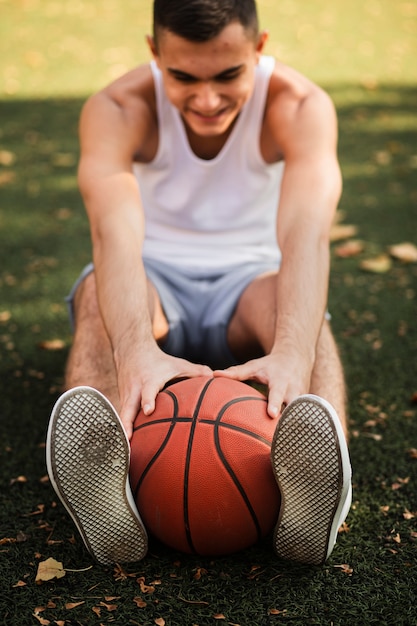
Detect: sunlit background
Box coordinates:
(1, 0, 416, 98)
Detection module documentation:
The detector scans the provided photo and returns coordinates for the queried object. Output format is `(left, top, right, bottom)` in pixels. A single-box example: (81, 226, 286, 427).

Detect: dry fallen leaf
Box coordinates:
(100, 601, 117, 612)
(362, 432, 383, 442)
(193, 567, 208, 580)
(33, 608, 51, 625)
(0, 149, 16, 165)
(392, 477, 410, 490)
(332, 209, 347, 224)
(10, 475, 27, 485)
(35, 557, 66, 583)
(360, 254, 392, 273)
(330, 224, 358, 242)
(0, 537, 16, 545)
(338, 521, 350, 534)
(334, 563, 353, 575)
(334, 239, 364, 258)
(374, 150, 392, 165)
(388, 242, 417, 263)
(33, 614, 50, 625)
(113, 563, 138, 580)
(38, 339, 66, 351)
(0, 171, 16, 186)
(65, 601, 85, 610)
(0, 310, 11, 322)
(137, 576, 155, 594)
(24, 504, 45, 517)
(364, 403, 380, 414)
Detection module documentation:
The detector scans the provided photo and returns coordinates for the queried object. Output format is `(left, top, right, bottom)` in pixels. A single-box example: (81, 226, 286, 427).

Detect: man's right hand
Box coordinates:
(117, 346, 212, 440)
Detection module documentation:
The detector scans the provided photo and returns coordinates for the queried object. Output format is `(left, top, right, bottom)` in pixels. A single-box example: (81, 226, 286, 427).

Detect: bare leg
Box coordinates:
(65, 271, 168, 412)
(48, 272, 155, 564)
(310, 320, 348, 436)
(228, 272, 347, 435)
(65, 272, 118, 406)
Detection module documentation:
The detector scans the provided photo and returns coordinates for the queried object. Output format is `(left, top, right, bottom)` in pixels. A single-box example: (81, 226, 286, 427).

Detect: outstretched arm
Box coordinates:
(217, 84, 342, 418)
(78, 76, 210, 438)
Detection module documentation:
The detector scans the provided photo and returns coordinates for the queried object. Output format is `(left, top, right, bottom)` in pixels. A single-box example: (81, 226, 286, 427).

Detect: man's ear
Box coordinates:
(146, 35, 159, 60)
(256, 29, 269, 59)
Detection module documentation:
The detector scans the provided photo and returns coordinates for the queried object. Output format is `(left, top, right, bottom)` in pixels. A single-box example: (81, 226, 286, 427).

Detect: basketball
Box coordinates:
(129, 376, 281, 556)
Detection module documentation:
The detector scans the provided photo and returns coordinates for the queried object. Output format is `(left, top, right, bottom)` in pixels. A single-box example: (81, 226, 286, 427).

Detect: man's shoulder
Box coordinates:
(265, 62, 336, 134)
(82, 63, 156, 128)
(79, 63, 158, 159)
(97, 63, 155, 111)
(266, 61, 332, 113)
(261, 61, 337, 160)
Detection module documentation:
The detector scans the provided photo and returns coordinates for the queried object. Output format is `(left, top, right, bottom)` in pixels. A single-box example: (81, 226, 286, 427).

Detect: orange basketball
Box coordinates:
(129, 376, 281, 556)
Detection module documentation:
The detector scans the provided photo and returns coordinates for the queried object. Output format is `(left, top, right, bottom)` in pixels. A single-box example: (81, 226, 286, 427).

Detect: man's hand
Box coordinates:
(117, 347, 212, 439)
(215, 349, 312, 419)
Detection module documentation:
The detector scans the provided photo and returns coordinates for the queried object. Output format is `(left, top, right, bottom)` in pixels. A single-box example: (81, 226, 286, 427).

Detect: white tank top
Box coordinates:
(133, 55, 284, 272)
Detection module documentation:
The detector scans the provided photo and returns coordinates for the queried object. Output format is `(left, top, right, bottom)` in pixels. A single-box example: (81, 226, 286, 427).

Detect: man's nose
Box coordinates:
(194, 82, 221, 113)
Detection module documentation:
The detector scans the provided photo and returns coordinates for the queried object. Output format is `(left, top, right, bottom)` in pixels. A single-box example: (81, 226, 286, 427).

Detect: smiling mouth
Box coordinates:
(189, 106, 229, 121)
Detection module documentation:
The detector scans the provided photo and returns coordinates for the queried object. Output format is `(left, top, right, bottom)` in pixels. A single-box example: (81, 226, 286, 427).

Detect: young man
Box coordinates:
(46, 0, 351, 567)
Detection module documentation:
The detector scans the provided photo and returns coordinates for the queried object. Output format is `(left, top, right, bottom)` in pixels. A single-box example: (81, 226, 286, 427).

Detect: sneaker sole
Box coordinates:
(46, 386, 148, 566)
(271, 394, 351, 565)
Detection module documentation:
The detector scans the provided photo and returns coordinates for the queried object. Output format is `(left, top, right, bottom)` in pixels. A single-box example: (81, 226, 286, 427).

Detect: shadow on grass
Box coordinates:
(0, 84, 416, 625)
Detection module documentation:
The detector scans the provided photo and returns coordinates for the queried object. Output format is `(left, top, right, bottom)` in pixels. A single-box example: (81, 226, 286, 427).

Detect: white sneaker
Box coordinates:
(271, 394, 352, 565)
(46, 386, 148, 566)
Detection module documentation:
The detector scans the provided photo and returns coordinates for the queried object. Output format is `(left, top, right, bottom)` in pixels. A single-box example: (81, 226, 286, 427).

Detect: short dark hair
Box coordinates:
(153, 0, 259, 46)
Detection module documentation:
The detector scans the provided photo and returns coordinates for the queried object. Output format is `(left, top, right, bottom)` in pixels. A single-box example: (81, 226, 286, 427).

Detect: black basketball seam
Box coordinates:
(184, 377, 215, 554)
(199, 396, 270, 445)
(132, 390, 179, 499)
(200, 420, 272, 446)
(213, 397, 267, 541)
(136, 417, 271, 447)
(133, 416, 193, 431)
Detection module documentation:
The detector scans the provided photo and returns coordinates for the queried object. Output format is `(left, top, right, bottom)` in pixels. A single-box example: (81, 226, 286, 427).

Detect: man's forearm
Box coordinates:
(271, 236, 331, 368)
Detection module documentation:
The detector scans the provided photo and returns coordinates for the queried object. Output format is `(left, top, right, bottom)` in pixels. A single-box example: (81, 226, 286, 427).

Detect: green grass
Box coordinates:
(1, 1, 417, 625)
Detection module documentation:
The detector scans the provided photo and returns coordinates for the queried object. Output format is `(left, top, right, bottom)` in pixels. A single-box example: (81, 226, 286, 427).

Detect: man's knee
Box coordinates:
(227, 274, 277, 360)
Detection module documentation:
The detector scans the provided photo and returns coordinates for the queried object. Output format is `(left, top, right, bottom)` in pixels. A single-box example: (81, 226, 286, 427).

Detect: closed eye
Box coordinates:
(167, 64, 244, 84)
(215, 69, 242, 82)
(168, 70, 198, 83)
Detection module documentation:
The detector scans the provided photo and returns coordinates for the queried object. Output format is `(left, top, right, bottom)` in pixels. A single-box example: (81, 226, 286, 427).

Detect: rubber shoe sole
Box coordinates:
(271, 394, 352, 565)
(46, 386, 148, 566)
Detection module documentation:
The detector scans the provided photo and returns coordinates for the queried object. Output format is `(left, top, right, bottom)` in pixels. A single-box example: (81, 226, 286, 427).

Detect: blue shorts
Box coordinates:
(66, 258, 279, 369)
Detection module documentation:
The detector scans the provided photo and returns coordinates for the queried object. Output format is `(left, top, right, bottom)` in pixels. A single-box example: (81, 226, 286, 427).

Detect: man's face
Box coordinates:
(150, 22, 266, 138)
